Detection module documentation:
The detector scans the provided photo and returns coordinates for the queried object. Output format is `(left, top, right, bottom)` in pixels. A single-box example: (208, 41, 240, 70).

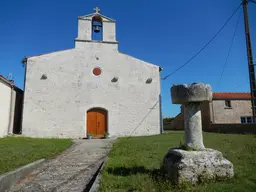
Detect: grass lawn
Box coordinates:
(100, 131, 256, 192)
(0, 137, 72, 174)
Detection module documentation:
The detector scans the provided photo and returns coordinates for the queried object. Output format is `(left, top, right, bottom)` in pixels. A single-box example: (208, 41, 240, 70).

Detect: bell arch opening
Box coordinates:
(92, 15, 103, 41)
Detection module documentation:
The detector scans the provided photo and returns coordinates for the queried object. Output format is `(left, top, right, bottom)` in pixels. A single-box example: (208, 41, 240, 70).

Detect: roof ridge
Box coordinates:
(0, 74, 23, 91)
(22, 48, 73, 60)
(0, 74, 14, 86)
(79, 13, 116, 22)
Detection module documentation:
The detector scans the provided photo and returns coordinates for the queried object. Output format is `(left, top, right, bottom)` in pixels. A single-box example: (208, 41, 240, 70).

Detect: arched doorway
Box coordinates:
(87, 108, 107, 138)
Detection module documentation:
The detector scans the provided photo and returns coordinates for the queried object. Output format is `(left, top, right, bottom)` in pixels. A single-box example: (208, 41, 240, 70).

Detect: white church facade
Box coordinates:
(21, 8, 162, 138)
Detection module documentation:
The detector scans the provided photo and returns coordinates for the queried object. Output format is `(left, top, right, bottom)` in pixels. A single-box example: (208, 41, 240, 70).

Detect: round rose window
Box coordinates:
(93, 67, 102, 76)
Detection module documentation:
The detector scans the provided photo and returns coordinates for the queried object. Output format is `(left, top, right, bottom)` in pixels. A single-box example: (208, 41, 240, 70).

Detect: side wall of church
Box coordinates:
(22, 43, 161, 138)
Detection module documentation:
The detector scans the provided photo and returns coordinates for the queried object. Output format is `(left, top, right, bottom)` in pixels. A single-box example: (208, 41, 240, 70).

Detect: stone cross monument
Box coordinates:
(162, 83, 234, 184)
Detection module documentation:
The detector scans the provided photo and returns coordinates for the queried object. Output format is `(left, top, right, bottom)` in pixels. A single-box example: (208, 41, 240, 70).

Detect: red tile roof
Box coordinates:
(213, 92, 251, 100)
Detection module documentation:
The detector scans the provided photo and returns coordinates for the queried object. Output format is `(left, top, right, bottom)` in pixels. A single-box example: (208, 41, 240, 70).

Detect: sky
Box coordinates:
(0, 0, 256, 118)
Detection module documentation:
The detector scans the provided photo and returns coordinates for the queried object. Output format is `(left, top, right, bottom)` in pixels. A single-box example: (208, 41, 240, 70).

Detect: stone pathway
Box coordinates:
(7, 139, 115, 192)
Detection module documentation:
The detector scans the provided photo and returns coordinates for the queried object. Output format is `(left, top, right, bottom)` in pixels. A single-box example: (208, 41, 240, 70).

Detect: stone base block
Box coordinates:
(161, 148, 234, 184)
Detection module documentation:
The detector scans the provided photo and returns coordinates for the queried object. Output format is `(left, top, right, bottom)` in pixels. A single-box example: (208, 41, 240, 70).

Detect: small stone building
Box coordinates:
(171, 92, 254, 130)
(202, 92, 253, 126)
(21, 8, 162, 138)
(0, 75, 23, 137)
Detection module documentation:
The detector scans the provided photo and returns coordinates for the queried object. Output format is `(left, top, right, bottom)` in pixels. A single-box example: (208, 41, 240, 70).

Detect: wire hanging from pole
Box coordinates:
(249, 0, 256, 4)
(217, 9, 242, 90)
(161, 3, 242, 80)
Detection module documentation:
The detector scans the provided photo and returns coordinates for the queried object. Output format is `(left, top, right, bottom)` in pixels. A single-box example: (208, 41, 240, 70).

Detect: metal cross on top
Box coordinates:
(94, 7, 100, 13)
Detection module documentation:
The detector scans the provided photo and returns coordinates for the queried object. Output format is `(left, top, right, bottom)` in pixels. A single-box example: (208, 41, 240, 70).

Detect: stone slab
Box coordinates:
(162, 148, 234, 184)
(171, 83, 212, 104)
(0, 159, 45, 192)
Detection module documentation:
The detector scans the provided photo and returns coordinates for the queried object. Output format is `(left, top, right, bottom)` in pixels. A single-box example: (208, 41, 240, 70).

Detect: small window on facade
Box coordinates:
(241, 117, 246, 124)
(247, 117, 252, 124)
(225, 100, 231, 108)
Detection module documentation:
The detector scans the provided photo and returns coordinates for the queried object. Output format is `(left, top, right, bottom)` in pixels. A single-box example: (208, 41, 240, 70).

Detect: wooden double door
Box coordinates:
(87, 108, 107, 138)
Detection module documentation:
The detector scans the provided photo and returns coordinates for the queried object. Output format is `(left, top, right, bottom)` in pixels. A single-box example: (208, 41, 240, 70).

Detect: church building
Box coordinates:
(21, 8, 162, 138)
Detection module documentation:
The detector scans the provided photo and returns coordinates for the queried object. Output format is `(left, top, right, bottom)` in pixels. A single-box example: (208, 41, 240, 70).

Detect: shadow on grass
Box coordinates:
(106, 167, 185, 190)
(107, 166, 151, 176)
(150, 168, 169, 182)
(107, 166, 169, 180)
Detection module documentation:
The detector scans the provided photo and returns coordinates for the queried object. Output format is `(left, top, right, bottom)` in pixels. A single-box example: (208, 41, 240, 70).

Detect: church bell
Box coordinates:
(93, 25, 101, 33)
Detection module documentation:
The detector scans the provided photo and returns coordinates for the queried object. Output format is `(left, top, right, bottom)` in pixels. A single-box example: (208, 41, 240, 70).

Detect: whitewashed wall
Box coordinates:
(0, 81, 11, 137)
(22, 42, 161, 138)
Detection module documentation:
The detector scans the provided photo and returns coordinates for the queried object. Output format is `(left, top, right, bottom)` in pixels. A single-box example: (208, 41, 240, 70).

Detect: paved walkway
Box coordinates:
(7, 139, 115, 192)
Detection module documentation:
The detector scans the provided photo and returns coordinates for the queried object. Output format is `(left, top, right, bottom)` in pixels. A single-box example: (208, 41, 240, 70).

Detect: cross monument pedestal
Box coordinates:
(161, 83, 234, 184)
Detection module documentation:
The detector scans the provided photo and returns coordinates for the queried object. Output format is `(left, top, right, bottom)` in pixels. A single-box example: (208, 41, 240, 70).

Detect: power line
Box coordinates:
(249, 0, 256, 4)
(162, 2, 242, 80)
(217, 9, 242, 90)
(102, 100, 160, 155)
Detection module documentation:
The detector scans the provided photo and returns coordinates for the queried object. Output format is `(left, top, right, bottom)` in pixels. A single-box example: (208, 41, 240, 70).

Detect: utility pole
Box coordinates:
(242, 0, 256, 123)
